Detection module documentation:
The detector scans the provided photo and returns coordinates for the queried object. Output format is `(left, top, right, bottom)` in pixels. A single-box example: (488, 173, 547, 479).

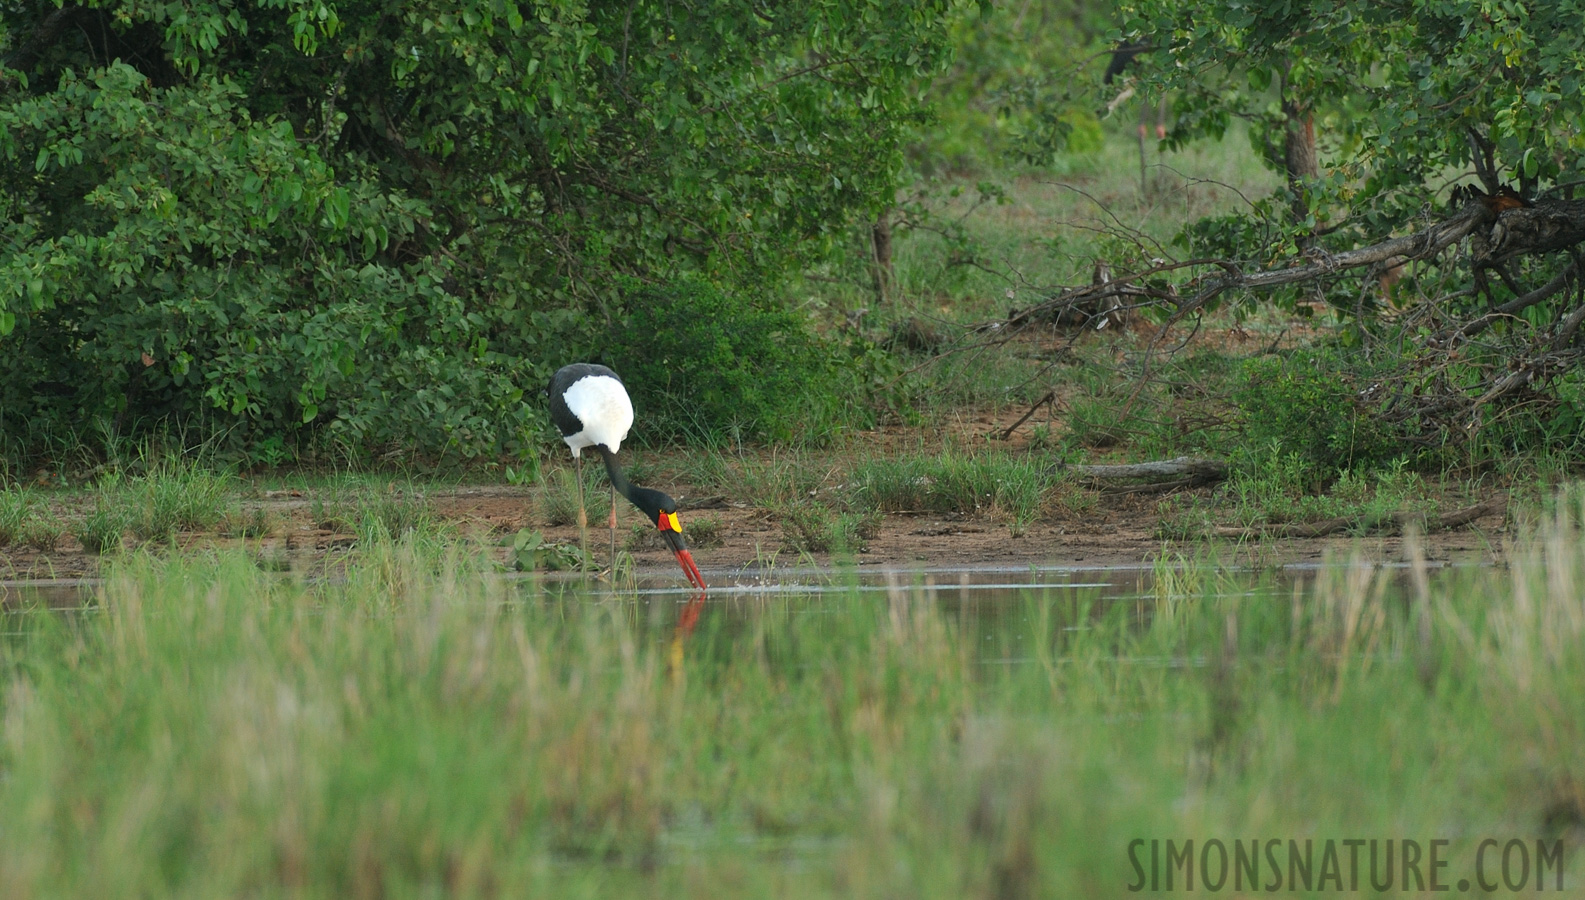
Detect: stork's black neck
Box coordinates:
(596, 446, 674, 519)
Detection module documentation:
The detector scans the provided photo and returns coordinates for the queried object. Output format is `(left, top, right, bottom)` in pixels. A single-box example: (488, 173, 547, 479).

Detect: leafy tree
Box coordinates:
(968, 2, 1585, 458)
(910, 0, 1111, 174)
(1119, 1, 1585, 251)
(0, 0, 971, 460)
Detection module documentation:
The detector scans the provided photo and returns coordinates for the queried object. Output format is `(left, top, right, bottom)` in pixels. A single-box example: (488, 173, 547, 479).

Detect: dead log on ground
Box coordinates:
(1212, 494, 1507, 539)
(1070, 456, 1229, 492)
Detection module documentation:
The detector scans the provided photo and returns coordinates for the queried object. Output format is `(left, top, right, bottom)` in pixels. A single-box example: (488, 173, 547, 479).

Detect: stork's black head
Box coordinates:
(626, 485, 678, 527)
(628, 486, 706, 591)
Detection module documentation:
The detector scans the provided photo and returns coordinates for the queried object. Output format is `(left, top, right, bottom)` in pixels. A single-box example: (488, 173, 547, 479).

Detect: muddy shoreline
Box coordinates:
(0, 479, 1508, 586)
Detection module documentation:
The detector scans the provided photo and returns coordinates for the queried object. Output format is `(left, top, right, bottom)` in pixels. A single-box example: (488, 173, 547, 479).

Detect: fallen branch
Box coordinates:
(1213, 494, 1507, 539)
(1083, 476, 1205, 495)
(997, 391, 1056, 440)
(1215, 518, 1355, 539)
(1430, 260, 1578, 345)
(1002, 203, 1488, 332)
(1427, 494, 1508, 529)
(1070, 456, 1229, 483)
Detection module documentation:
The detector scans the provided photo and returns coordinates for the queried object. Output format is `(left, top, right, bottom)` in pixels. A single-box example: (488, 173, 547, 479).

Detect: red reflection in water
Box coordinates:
(668, 591, 708, 677)
(675, 591, 706, 638)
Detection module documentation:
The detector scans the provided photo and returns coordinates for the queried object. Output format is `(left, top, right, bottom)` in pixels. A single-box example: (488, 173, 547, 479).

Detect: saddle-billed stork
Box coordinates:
(547, 363, 707, 591)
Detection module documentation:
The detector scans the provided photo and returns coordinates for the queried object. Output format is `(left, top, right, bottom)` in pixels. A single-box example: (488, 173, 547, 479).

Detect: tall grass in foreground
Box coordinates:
(4, 497, 1585, 895)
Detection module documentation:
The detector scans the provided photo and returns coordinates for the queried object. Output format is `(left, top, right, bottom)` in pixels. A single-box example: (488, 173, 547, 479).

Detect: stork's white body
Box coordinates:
(559, 373, 634, 457)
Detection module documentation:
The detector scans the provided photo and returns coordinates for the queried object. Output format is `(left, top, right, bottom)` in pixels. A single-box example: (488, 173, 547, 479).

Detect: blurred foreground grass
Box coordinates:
(2, 494, 1584, 897)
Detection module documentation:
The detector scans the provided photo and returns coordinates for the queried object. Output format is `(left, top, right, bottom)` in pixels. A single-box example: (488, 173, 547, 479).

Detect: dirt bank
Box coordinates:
(0, 473, 1508, 587)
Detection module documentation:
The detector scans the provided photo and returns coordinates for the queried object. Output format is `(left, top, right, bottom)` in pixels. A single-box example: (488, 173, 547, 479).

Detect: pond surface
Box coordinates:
(1, 564, 1159, 608)
(1, 559, 1464, 654)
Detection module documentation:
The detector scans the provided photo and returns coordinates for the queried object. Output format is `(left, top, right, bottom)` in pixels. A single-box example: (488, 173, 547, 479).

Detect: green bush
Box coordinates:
(4, 0, 963, 465)
(602, 280, 853, 444)
(0, 66, 533, 464)
(1232, 349, 1406, 478)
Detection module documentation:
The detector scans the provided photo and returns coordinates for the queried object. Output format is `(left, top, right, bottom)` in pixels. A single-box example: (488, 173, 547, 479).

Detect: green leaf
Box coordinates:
(324, 188, 351, 229)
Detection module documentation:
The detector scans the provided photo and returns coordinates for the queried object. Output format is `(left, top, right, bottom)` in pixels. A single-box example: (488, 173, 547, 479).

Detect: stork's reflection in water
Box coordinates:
(668, 591, 707, 675)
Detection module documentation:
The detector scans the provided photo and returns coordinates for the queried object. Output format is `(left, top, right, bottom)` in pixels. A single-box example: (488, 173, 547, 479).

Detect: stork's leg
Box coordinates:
(575, 454, 588, 570)
(609, 482, 618, 572)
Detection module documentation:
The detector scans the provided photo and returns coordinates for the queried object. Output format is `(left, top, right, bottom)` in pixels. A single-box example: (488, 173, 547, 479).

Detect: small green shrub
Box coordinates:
(510, 529, 587, 571)
(781, 504, 880, 554)
(73, 505, 127, 555)
(1232, 349, 1405, 477)
(602, 279, 852, 444)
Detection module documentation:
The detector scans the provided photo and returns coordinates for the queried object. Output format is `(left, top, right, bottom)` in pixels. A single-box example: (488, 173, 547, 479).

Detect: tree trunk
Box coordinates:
(870, 212, 894, 304)
(1280, 65, 1319, 240)
(1137, 101, 1150, 197)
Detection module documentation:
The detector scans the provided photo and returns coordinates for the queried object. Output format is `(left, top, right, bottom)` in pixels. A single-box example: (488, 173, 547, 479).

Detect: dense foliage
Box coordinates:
(909, 0, 1109, 173)
(603, 279, 852, 445)
(1120, 1, 1585, 248)
(1232, 349, 1406, 475)
(0, 0, 970, 460)
(1085, 1, 1585, 462)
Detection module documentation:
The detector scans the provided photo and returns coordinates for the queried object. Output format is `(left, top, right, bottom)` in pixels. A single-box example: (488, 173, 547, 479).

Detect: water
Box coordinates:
(0, 558, 1447, 608)
(502, 561, 1323, 669)
(0, 578, 98, 612)
(1, 559, 1446, 656)
(0, 564, 1156, 608)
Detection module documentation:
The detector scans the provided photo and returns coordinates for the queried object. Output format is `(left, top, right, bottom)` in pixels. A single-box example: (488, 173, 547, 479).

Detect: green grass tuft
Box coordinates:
(536, 464, 613, 528)
(0, 487, 38, 546)
(125, 457, 233, 541)
(780, 503, 881, 554)
(73, 503, 127, 555)
(219, 506, 273, 539)
(850, 451, 1050, 527)
(18, 517, 63, 552)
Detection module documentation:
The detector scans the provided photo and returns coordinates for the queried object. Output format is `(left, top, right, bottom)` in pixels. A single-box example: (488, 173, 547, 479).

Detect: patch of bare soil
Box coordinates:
(0, 486, 1505, 587)
(0, 430, 1508, 590)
